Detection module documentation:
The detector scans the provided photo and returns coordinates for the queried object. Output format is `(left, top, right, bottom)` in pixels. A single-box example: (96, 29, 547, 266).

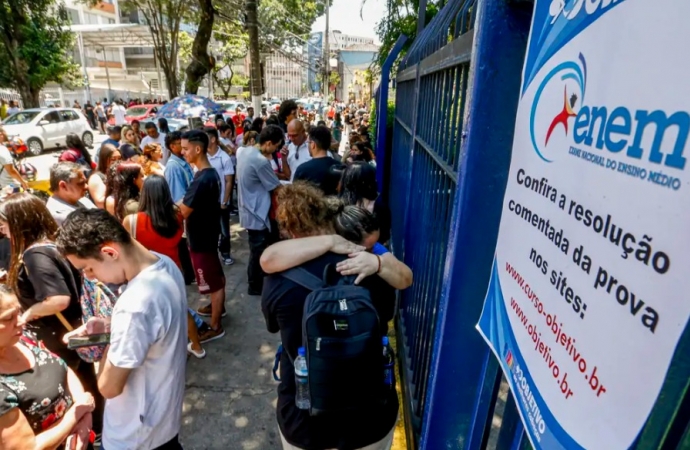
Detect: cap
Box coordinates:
(108, 125, 122, 134)
(382, 337, 389, 346)
(119, 143, 141, 160)
(298, 347, 306, 356)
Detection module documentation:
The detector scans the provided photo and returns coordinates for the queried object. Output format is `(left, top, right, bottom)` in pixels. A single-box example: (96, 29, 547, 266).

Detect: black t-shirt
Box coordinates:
(261, 253, 398, 450)
(374, 200, 392, 246)
(183, 167, 221, 253)
(293, 157, 342, 196)
(84, 104, 95, 118)
(17, 245, 83, 359)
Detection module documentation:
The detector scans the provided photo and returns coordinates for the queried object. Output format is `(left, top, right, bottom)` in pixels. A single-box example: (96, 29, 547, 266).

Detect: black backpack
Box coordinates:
(281, 266, 385, 416)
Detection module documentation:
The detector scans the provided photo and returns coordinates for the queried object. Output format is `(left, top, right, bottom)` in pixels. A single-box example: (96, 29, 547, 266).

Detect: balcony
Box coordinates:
(91, 1, 116, 14)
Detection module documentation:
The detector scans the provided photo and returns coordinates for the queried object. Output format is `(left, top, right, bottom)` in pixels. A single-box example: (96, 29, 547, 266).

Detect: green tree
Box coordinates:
(210, 20, 248, 98)
(184, 0, 214, 94)
(0, 0, 80, 107)
(121, 0, 190, 99)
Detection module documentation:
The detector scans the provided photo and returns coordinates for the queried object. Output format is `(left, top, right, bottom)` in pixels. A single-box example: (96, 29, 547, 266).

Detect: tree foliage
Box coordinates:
(210, 20, 248, 98)
(121, 0, 189, 99)
(0, 0, 80, 107)
(371, 0, 441, 72)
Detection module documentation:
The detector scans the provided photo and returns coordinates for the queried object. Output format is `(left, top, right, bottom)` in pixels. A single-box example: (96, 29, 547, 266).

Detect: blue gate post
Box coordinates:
(375, 34, 408, 196)
(418, 0, 534, 448)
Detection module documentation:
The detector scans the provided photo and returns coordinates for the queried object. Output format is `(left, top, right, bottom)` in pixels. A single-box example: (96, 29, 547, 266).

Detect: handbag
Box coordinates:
(22, 243, 117, 363)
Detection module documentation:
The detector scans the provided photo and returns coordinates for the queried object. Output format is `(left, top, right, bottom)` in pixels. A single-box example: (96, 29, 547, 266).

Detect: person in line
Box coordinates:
(111, 100, 127, 126)
(141, 122, 168, 165)
(339, 162, 391, 245)
(58, 133, 96, 175)
(277, 100, 298, 134)
(131, 120, 146, 141)
(88, 144, 121, 209)
(0, 138, 28, 190)
(83, 100, 97, 130)
(101, 126, 122, 150)
(204, 127, 235, 266)
(293, 125, 342, 196)
(120, 125, 139, 148)
(331, 112, 343, 145)
(141, 143, 166, 177)
(0, 289, 96, 449)
(57, 209, 188, 450)
(282, 119, 309, 181)
(6, 101, 19, 116)
(158, 117, 171, 134)
(236, 125, 282, 295)
(96, 101, 108, 134)
(262, 201, 412, 290)
(179, 130, 226, 343)
(246, 106, 255, 121)
(261, 183, 398, 450)
(107, 162, 144, 220)
(163, 131, 196, 285)
(46, 162, 96, 225)
(118, 143, 142, 164)
(232, 107, 245, 140)
(0, 193, 105, 440)
(347, 141, 377, 168)
(122, 175, 207, 359)
(0, 100, 7, 120)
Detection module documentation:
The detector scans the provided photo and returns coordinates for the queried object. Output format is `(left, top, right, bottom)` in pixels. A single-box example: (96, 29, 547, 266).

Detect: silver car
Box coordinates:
(1, 108, 94, 156)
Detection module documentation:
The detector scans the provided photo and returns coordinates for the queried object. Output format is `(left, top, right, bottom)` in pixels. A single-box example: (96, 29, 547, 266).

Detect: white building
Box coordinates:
(328, 31, 375, 51)
(264, 52, 303, 100)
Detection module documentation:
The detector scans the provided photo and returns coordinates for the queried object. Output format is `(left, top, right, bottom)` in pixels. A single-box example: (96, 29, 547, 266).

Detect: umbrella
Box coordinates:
(156, 95, 224, 120)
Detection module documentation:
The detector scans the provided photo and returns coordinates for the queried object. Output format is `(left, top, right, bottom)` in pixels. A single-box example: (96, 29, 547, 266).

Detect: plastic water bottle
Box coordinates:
(383, 337, 394, 389)
(295, 347, 310, 410)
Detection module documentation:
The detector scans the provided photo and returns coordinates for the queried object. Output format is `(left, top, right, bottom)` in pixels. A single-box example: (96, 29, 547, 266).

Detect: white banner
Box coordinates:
(476, 0, 690, 448)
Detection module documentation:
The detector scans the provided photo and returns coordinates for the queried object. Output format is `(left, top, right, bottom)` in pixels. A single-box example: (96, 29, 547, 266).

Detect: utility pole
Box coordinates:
(417, 0, 427, 35)
(246, 0, 263, 112)
(323, 0, 329, 101)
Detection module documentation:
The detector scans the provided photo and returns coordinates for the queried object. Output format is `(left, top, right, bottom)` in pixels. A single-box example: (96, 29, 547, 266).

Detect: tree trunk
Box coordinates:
(15, 77, 40, 108)
(184, 0, 214, 95)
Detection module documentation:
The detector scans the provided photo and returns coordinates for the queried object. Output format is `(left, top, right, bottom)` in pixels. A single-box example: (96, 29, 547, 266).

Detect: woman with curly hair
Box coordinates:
(141, 142, 165, 177)
(260, 181, 400, 450)
(106, 163, 143, 220)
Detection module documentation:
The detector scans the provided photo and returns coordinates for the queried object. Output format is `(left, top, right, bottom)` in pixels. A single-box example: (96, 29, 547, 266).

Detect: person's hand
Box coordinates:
(329, 235, 365, 255)
(336, 251, 379, 285)
(67, 412, 92, 450)
(280, 145, 289, 156)
(62, 317, 110, 344)
(221, 203, 228, 209)
(70, 392, 95, 422)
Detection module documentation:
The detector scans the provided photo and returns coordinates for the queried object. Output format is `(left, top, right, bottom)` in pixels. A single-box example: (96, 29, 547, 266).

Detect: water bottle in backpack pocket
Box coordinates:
(281, 265, 387, 416)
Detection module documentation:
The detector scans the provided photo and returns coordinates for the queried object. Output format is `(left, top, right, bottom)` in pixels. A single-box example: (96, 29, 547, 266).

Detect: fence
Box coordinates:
(377, 0, 690, 449)
(377, 0, 541, 448)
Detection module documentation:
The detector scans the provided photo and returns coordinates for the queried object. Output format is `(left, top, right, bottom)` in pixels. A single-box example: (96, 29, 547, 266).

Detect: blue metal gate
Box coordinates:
(378, 0, 546, 447)
(375, 0, 690, 449)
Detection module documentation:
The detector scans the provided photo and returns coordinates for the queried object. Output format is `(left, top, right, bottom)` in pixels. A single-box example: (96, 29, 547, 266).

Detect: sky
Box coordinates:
(310, 0, 387, 44)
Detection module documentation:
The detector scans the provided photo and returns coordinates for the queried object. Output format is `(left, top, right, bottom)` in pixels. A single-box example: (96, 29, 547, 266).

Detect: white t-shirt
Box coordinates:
(0, 145, 15, 188)
(208, 148, 234, 204)
(287, 141, 310, 182)
(6, 107, 19, 116)
(140, 132, 168, 165)
(112, 104, 127, 125)
(45, 196, 96, 226)
(103, 253, 187, 450)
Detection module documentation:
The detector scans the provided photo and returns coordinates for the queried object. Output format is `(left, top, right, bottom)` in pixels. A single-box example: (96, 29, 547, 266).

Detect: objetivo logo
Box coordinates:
(529, 52, 689, 171)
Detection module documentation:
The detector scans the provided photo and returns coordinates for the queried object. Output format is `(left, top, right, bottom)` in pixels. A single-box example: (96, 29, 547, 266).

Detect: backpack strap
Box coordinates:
(280, 267, 325, 291)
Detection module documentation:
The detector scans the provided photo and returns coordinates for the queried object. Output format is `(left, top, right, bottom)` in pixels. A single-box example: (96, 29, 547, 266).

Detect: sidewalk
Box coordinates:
(180, 223, 282, 450)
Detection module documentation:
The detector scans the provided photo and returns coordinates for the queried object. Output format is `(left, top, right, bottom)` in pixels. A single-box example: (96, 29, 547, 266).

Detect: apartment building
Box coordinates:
(328, 30, 375, 51)
(65, 0, 125, 69)
(264, 52, 303, 100)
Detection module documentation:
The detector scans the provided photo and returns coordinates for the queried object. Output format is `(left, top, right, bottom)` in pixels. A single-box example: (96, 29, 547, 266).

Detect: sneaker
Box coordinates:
(197, 304, 227, 317)
(187, 342, 206, 359)
(199, 326, 225, 344)
(221, 255, 235, 266)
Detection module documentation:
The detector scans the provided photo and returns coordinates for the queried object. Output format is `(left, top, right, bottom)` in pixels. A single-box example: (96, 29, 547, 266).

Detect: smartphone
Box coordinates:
(67, 333, 110, 349)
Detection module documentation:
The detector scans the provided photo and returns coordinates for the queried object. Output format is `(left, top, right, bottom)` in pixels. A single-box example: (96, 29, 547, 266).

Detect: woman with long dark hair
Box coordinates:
(87, 144, 121, 209)
(339, 161, 389, 243)
(346, 141, 376, 167)
(59, 133, 95, 172)
(158, 117, 171, 134)
(0, 192, 104, 437)
(122, 175, 207, 358)
(108, 162, 143, 220)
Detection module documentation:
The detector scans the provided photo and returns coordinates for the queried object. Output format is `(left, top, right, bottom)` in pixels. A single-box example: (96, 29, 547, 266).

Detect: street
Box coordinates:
(24, 132, 108, 183)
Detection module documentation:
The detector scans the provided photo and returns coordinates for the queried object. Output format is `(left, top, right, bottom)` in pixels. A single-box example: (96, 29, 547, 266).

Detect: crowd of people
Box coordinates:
(0, 97, 410, 450)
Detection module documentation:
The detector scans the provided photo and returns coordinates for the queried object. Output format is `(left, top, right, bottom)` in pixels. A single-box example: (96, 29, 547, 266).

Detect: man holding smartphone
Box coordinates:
(58, 209, 188, 450)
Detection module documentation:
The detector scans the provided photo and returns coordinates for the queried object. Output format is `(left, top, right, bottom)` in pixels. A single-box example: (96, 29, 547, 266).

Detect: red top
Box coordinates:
(58, 148, 97, 169)
(232, 114, 246, 137)
(133, 212, 184, 268)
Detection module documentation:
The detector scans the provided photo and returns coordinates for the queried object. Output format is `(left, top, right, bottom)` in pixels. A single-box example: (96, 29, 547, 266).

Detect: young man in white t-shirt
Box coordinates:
(58, 209, 187, 450)
(111, 100, 127, 126)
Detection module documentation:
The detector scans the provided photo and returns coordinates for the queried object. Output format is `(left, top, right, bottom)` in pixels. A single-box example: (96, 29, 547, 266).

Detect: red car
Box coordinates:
(108, 104, 160, 126)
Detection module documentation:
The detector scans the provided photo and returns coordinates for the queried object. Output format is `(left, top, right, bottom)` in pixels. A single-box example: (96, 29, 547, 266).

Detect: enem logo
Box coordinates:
(530, 53, 689, 171)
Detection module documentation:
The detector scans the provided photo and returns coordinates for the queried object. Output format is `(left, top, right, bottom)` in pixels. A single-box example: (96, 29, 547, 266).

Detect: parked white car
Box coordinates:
(1, 108, 94, 156)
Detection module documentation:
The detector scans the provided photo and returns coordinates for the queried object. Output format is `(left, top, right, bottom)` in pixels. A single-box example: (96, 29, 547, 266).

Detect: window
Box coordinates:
(60, 110, 80, 121)
(108, 18, 115, 24)
(43, 112, 61, 124)
(84, 12, 99, 24)
(67, 8, 81, 24)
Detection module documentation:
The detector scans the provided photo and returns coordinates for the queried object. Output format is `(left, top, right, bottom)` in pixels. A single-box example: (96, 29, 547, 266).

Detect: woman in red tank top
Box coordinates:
(122, 174, 183, 266)
(122, 174, 207, 358)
